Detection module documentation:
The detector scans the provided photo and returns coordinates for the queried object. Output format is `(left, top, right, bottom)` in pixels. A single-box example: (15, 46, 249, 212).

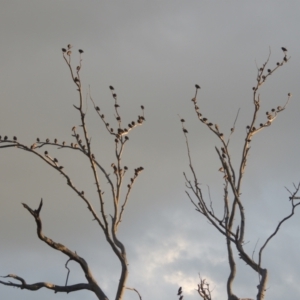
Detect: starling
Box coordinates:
(37, 138, 40, 142)
(78, 49, 84, 54)
(13, 136, 17, 141)
(46, 138, 49, 143)
(179, 296, 183, 300)
(4, 136, 8, 140)
(183, 128, 188, 133)
(281, 47, 287, 52)
(54, 138, 57, 144)
(177, 287, 182, 295)
(141, 105, 144, 109)
(195, 84, 200, 89)
(113, 165, 118, 173)
(62, 48, 67, 52)
(181, 119, 185, 122)
(109, 86, 114, 90)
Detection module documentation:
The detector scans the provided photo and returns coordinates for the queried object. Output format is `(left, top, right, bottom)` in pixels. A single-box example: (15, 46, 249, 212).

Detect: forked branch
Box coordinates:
(13, 199, 108, 300)
(182, 48, 295, 300)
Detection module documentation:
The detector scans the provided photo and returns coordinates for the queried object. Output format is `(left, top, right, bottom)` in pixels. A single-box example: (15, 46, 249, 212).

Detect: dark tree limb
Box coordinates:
(126, 286, 142, 300)
(20, 199, 108, 300)
(0, 274, 90, 293)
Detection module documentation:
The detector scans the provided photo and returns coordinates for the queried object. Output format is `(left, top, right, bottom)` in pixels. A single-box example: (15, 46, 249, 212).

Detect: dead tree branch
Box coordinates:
(182, 48, 296, 300)
(0, 45, 145, 300)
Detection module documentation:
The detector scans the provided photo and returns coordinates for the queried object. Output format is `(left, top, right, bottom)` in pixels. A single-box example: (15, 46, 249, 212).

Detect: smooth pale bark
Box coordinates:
(183, 52, 298, 300)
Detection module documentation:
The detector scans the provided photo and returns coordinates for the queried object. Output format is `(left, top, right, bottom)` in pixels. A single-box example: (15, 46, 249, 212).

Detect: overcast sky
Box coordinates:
(0, 1, 300, 300)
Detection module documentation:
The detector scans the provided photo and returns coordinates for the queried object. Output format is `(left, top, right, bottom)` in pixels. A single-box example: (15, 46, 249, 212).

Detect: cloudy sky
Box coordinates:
(0, 1, 300, 300)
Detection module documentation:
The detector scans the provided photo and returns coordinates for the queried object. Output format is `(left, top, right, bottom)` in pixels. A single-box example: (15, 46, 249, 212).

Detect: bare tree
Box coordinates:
(181, 48, 300, 300)
(0, 45, 145, 300)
